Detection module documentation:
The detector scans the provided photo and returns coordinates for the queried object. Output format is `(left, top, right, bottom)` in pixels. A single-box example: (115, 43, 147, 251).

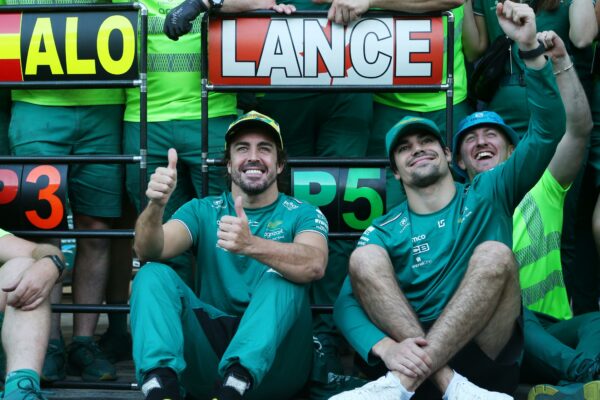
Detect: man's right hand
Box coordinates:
(374, 337, 432, 380)
(163, 0, 208, 41)
(146, 148, 178, 207)
(496, 0, 537, 50)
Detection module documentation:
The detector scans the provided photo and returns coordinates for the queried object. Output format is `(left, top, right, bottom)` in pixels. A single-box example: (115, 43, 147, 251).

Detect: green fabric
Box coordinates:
(112, 0, 236, 121)
(0, 91, 10, 155)
(9, 102, 123, 218)
(123, 117, 234, 285)
(131, 190, 326, 396)
(473, 0, 571, 44)
(0, 229, 8, 239)
(522, 308, 600, 384)
(474, 0, 577, 137)
(6, 0, 123, 107)
(590, 77, 600, 187)
(172, 192, 328, 310)
(369, 101, 473, 210)
(374, 5, 467, 112)
(513, 170, 573, 321)
(257, 93, 372, 157)
(131, 263, 313, 399)
(335, 61, 566, 363)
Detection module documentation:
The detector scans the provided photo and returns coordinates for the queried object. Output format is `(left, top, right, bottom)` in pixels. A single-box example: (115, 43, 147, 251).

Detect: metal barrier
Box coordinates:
(0, 5, 456, 392)
(0, 2, 148, 390)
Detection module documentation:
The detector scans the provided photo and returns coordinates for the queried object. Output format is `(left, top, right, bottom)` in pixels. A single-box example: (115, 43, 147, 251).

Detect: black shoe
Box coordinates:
(211, 385, 243, 400)
(141, 367, 181, 400)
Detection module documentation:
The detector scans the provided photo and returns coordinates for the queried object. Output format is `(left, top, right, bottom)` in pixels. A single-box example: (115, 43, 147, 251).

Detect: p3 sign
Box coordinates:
(0, 10, 138, 82)
(292, 167, 385, 232)
(0, 165, 68, 230)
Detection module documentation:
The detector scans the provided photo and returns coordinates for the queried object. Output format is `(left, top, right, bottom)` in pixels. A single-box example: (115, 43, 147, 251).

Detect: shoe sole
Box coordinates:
(528, 381, 600, 400)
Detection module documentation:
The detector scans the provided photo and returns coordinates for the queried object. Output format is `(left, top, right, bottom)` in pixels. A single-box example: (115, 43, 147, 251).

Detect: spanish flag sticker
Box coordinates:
(0, 13, 24, 82)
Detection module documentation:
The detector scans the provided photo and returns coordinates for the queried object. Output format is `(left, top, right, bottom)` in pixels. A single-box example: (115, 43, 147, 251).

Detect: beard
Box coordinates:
(230, 165, 278, 195)
(407, 164, 445, 188)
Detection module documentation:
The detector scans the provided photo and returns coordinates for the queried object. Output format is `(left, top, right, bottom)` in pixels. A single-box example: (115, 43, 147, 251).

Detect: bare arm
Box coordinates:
(0, 235, 62, 310)
(539, 31, 593, 187)
(462, 0, 488, 62)
(134, 149, 192, 261)
(569, 0, 597, 48)
(349, 245, 432, 378)
(217, 196, 328, 283)
(313, 0, 464, 25)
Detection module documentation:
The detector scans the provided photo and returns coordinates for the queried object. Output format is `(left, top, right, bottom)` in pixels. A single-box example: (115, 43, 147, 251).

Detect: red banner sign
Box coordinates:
(208, 15, 445, 86)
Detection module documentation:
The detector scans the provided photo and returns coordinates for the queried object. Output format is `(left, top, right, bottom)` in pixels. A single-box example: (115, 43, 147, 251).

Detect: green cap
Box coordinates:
(385, 116, 445, 170)
(225, 111, 283, 149)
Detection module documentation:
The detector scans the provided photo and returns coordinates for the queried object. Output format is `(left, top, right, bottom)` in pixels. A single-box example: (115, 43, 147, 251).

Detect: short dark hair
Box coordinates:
(223, 127, 288, 191)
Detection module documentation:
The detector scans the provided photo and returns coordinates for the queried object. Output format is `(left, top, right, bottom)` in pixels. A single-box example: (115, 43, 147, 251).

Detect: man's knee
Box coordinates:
(132, 263, 177, 297)
(469, 241, 517, 278)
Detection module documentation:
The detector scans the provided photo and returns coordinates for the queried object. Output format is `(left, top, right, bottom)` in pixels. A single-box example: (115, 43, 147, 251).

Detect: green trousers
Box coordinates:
(522, 308, 600, 384)
(131, 263, 313, 400)
(258, 92, 373, 380)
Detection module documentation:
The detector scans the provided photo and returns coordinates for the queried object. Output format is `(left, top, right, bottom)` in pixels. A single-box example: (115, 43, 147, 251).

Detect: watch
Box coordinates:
(208, 0, 224, 9)
(518, 39, 546, 60)
(43, 254, 66, 280)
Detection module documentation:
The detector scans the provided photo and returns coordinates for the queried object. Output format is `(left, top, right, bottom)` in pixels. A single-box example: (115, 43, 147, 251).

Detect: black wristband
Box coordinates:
(518, 39, 546, 60)
(43, 254, 66, 281)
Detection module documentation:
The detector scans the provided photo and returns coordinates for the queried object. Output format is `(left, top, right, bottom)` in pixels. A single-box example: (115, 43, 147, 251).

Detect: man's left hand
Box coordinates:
(3, 258, 57, 311)
(217, 196, 254, 254)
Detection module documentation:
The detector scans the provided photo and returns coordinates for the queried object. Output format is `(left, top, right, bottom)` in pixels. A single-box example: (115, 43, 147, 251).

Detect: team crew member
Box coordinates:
(0, 229, 65, 400)
(332, 3, 566, 399)
(131, 111, 329, 400)
(455, 30, 600, 400)
(5, 0, 124, 382)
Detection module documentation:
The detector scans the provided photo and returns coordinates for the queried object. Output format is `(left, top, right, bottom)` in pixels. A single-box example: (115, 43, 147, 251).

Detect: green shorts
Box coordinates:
(257, 92, 372, 157)
(369, 100, 473, 209)
(8, 101, 123, 218)
(123, 116, 235, 217)
(0, 91, 10, 155)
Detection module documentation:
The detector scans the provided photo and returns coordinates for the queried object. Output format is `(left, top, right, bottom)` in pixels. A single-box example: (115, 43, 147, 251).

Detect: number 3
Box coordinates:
(24, 165, 64, 229)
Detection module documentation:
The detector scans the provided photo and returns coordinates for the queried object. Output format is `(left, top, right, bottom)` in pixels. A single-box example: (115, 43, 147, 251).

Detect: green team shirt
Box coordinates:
(113, 0, 236, 122)
(6, 0, 124, 106)
(334, 61, 566, 362)
(171, 192, 328, 316)
(0, 229, 9, 238)
(513, 170, 573, 321)
(374, 5, 467, 112)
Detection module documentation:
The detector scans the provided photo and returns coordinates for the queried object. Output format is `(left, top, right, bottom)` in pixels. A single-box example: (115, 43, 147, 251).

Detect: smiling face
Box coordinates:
(227, 130, 283, 196)
(392, 131, 452, 188)
(457, 125, 515, 180)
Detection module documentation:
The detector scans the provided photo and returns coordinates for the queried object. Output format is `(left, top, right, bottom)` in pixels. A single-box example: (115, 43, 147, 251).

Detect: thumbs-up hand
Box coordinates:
(146, 148, 178, 207)
(217, 196, 253, 254)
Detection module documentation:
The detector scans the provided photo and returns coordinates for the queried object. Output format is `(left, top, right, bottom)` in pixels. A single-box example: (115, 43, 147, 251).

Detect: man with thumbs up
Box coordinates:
(130, 111, 329, 400)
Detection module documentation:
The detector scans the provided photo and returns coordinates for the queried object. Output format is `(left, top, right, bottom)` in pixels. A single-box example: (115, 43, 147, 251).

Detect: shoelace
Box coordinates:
(454, 380, 489, 400)
(15, 377, 46, 400)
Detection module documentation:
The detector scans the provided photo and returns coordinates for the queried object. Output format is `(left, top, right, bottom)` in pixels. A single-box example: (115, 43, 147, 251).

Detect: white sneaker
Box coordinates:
(447, 374, 513, 400)
(328, 372, 412, 400)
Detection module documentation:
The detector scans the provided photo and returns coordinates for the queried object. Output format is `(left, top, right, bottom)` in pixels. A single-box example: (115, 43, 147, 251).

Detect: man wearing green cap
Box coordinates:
(455, 31, 600, 400)
(130, 111, 329, 400)
(331, 3, 567, 399)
